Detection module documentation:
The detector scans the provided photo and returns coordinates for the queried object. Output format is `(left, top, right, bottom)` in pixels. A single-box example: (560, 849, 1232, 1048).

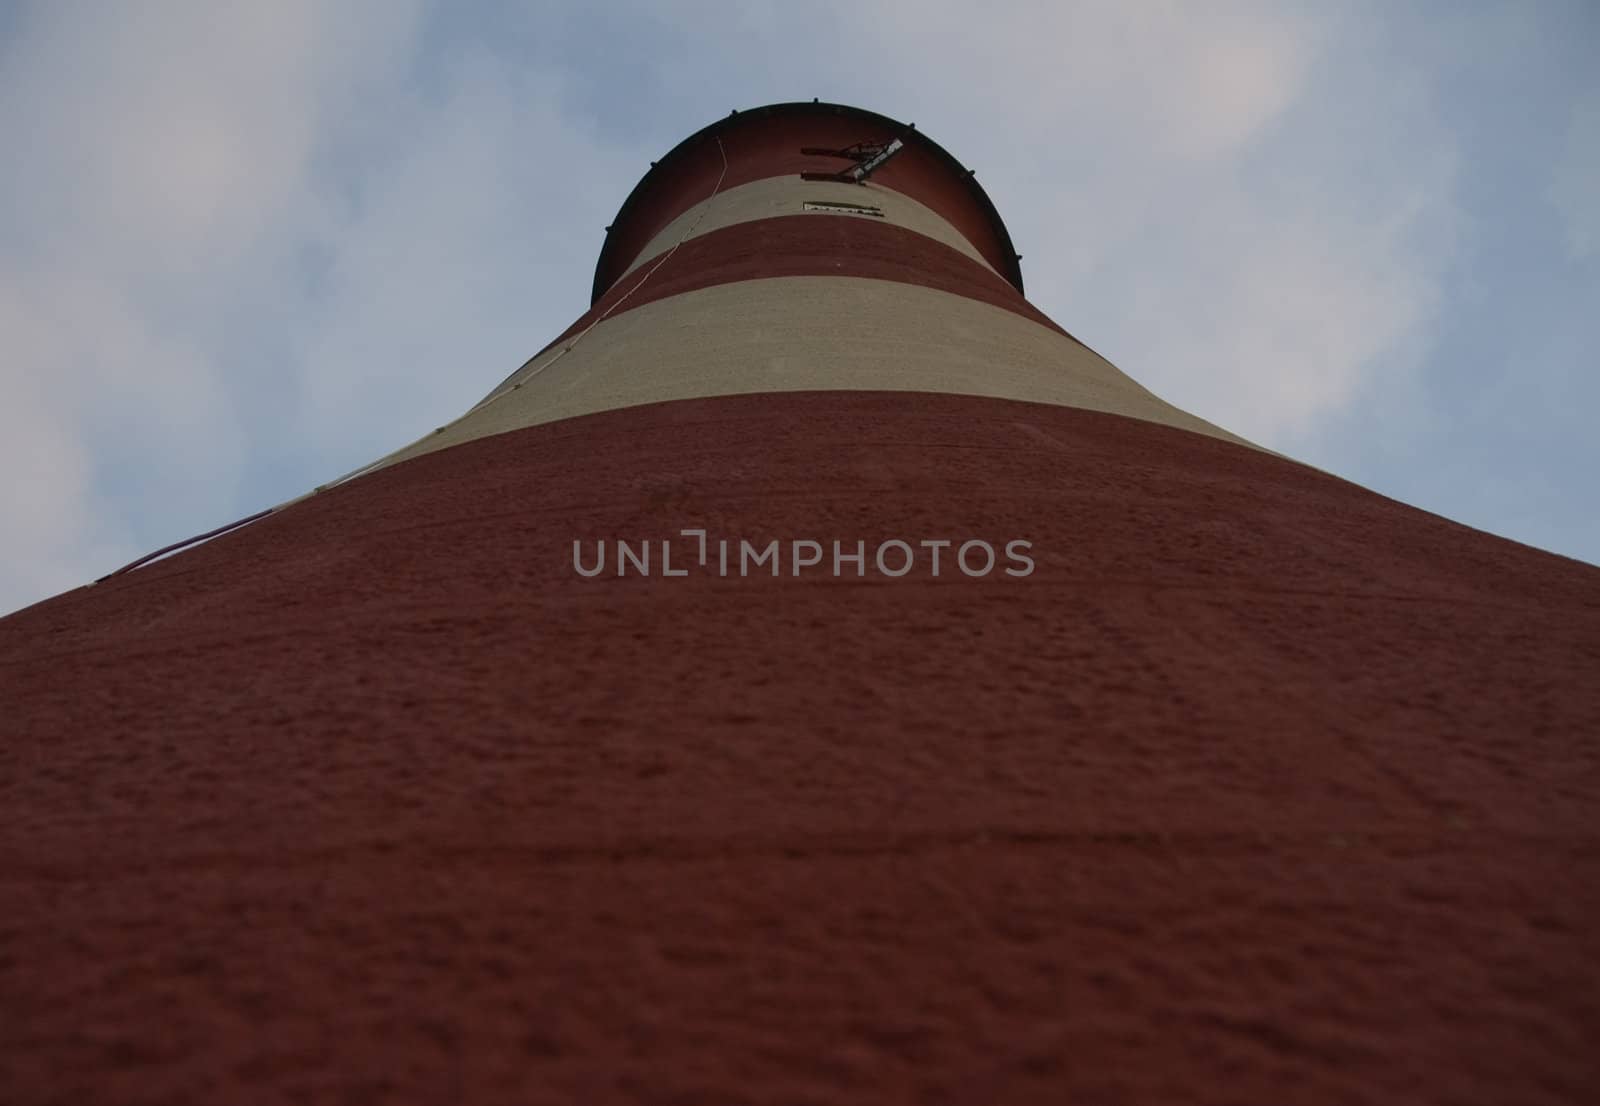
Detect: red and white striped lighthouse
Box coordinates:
(3, 101, 1597, 1105)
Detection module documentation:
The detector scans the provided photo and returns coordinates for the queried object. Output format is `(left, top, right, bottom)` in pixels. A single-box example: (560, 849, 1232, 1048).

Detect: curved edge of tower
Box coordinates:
(1, 102, 1597, 1106)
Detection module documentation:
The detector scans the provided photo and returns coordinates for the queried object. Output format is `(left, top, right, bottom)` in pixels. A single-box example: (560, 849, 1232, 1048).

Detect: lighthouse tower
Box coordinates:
(3, 102, 1597, 1105)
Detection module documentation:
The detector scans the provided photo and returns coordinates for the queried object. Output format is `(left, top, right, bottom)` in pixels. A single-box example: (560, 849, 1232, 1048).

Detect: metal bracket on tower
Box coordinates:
(799, 136, 906, 184)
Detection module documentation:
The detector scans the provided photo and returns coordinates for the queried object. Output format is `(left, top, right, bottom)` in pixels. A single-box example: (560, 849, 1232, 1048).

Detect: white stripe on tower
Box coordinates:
(370, 276, 1254, 475)
(621, 177, 1005, 280)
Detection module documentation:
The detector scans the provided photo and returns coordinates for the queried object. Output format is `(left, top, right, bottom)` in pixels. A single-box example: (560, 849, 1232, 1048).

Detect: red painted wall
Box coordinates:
(4, 392, 1597, 1103)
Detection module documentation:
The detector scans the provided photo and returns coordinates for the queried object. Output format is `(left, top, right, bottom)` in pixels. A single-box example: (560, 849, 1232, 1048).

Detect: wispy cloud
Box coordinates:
(1549, 90, 1600, 262)
(0, 0, 423, 610)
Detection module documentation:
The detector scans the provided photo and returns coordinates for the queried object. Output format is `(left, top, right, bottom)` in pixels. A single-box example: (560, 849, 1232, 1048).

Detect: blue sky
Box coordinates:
(1, 1, 1596, 614)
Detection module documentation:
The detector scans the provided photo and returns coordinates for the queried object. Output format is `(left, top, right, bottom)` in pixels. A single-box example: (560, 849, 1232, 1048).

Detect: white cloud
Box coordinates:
(0, 0, 425, 612)
(1549, 91, 1600, 261)
(0, 277, 133, 607)
(838, 0, 1314, 162)
(288, 51, 634, 472)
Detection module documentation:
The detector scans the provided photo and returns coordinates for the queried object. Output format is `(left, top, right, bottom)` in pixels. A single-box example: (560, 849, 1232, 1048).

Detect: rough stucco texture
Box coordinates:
(2, 391, 1598, 1104)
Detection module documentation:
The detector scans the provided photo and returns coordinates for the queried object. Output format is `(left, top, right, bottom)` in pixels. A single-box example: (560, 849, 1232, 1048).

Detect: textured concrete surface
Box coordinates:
(3, 392, 1598, 1104)
(622, 175, 1000, 278)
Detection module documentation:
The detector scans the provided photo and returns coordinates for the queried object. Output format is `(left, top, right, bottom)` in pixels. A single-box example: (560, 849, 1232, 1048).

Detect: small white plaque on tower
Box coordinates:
(802, 200, 886, 218)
